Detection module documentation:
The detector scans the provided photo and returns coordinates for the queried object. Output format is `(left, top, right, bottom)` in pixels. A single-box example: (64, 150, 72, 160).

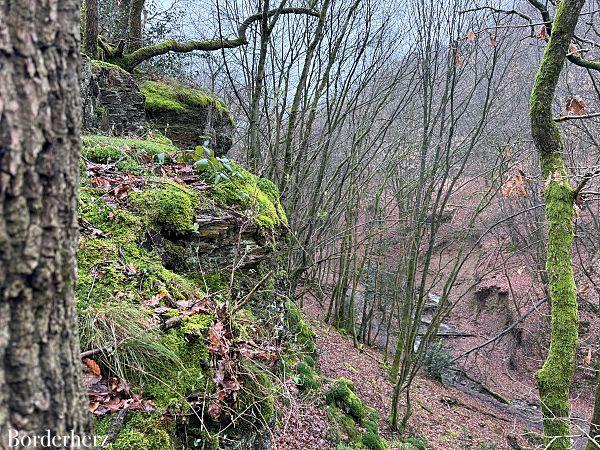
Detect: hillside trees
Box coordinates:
(590, 360, 600, 449)
(81, 0, 320, 72)
(0, 0, 91, 443)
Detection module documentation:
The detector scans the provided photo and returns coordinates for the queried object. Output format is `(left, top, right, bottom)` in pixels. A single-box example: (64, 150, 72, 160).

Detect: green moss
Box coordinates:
(182, 314, 214, 337)
(326, 406, 361, 442)
(326, 378, 374, 424)
(91, 59, 132, 76)
(200, 161, 286, 228)
(141, 81, 189, 113)
(83, 139, 126, 164)
(237, 362, 276, 424)
(129, 183, 198, 235)
(83, 134, 180, 161)
(197, 271, 228, 292)
(295, 361, 320, 392)
(95, 105, 107, 120)
(284, 299, 316, 355)
(76, 134, 286, 447)
(528, 3, 581, 445)
(140, 81, 235, 125)
(94, 412, 174, 450)
(77, 189, 197, 309)
(535, 174, 579, 448)
(82, 134, 180, 175)
(362, 431, 387, 450)
(143, 327, 211, 407)
(303, 355, 316, 368)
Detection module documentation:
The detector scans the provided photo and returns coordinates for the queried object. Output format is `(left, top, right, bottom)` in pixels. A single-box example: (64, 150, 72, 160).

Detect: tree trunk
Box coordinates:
(0, 1, 91, 447)
(529, 0, 584, 448)
(82, 0, 99, 58)
(127, 0, 145, 52)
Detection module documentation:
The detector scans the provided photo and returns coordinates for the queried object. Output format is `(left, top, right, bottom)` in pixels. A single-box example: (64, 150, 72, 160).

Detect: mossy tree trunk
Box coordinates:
(529, 1, 584, 448)
(0, 0, 91, 444)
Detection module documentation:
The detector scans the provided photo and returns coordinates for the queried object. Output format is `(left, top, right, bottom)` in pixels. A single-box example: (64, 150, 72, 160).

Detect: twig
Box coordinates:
(231, 270, 274, 314)
(554, 111, 600, 122)
(574, 167, 600, 197)
(102, 405, 130, 446)
(452, 298, 547, 362)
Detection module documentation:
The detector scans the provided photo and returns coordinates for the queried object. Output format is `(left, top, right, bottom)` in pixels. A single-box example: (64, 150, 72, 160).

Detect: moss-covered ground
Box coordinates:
(77, 132, 291, 449)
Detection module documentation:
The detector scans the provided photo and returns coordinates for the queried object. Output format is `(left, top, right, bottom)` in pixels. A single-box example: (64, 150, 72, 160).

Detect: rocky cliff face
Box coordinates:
(80, 58, 145, 135)
(141, 80, 235, 156)
(80, 59, 235, 156)
(77, 77, 305, 450)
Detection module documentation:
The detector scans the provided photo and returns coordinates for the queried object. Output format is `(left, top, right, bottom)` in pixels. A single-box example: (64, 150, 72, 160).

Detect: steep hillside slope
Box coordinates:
(77, 132, 296, 449)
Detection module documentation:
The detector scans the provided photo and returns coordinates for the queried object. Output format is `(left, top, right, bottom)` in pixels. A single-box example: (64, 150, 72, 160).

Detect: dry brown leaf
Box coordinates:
(584, 348, 593, 366)
(84, 358, 101, 377)
(566, 96, 586, 115)
(569, 43, 579, 56)
(467, 31, 476, 43)
(88, 402, 100, 413)
(208, 401, 222, 419)
(537, 25, 548, 40)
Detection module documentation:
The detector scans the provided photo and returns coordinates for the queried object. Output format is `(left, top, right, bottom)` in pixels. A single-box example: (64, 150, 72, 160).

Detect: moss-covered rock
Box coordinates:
(326, 378, 373, 424)
(141, 80, 235, 155)
(80, 56, 145, 135)
(94, 413, 175, 450)
(129, 183, 198, 235)
(284, 299, 316, 356)
(325, 379, 388, 450)
(294, 357, 320, 392)
(194, 157, 286, 228)
(77, 129, 289, 449)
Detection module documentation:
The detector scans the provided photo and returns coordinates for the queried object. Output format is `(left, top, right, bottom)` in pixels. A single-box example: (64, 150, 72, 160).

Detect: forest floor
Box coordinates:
(275, 296, 539, 450)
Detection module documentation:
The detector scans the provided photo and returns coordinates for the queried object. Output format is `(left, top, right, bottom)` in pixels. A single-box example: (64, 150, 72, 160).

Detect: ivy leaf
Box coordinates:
(195, 158, 209, 169)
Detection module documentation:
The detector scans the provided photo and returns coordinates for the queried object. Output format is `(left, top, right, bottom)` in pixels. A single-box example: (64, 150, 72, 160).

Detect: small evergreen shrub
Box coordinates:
(294, 360, 320, 392)
(422, 341, 454, 382)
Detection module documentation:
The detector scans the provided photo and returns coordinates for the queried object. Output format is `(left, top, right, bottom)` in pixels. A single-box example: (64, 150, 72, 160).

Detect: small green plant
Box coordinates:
(190, 146, 243, 184)
(478, 442, 498, 450)
(293, 355, 320, 392)
(422, 341, 454, 382)
(400, 435, 429, 450)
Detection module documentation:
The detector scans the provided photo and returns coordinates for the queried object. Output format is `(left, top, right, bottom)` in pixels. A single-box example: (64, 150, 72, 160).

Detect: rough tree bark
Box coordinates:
(82, 0, 99, 57)
(0, 0, 91, 447)
(127, 0, 145, 52)
(529, 0, 585, 448)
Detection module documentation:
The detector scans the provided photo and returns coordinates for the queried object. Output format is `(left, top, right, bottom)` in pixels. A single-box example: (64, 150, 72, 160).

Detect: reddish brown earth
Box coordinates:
(275, 297, 539, 450)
